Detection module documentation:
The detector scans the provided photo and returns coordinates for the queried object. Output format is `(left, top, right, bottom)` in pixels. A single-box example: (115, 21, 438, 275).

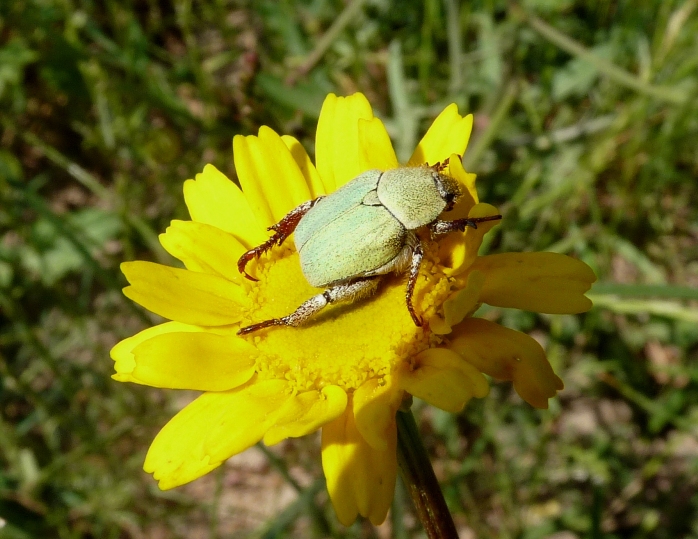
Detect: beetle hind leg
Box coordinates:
(237, 277, 381, 335)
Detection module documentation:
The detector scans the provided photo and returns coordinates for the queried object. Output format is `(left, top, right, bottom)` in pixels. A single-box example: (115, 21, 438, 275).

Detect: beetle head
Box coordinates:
(432, 171, 461, 212)
(376, 166, 463, 230)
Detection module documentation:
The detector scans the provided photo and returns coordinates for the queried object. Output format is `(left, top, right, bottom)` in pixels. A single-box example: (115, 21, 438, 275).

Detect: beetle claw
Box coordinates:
(242, 271, 259, 282)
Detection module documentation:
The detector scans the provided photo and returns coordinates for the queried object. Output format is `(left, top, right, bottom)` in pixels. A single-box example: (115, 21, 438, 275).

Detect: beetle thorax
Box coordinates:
(376, 167, 458, 230)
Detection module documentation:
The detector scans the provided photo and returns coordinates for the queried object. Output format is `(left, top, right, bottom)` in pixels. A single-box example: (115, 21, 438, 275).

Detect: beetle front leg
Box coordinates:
(237, 197, 324, 281)
(429, 214, 502, 237)
(237, 277, 381, 335)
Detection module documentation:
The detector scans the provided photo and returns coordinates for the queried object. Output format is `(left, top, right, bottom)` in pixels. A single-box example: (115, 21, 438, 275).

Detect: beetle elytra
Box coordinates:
(237, 161, 501, 334)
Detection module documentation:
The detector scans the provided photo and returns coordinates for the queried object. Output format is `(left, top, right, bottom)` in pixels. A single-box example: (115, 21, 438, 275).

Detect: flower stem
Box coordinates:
(396, 409, 459, 539)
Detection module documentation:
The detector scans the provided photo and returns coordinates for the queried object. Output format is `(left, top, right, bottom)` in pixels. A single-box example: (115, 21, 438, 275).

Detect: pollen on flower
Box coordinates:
(243, 243, 454, 394)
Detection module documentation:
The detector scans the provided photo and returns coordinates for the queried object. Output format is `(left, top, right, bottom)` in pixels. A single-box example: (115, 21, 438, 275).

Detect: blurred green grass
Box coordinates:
(1, 0, 697, 537)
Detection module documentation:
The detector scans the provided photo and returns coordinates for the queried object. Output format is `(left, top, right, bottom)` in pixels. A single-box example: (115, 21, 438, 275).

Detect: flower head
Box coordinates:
(111, 93, 596, 525)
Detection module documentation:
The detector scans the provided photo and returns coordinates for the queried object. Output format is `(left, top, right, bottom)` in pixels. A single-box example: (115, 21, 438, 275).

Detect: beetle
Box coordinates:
(237, 160, 501, 335)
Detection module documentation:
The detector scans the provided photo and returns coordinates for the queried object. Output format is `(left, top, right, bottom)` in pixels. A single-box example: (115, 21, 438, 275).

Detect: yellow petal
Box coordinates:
(234, 126, 313, 224)
(126, 332, 256, 390)
(183, 164, 268, 247)
(448, 318, 564, 408)
(358, 117, 399, 172)
(281, 135, 326, 198)
(144, 378, 291, 489)
(121, 261, 250, 326)
(444, 203, 501, 276)
(408, 104, 474, 166)
(321, 408, 397, 526)
(263, 385, 347, 446)
(469, 252, 596, 313)
(315, 93, 375, 192)
(111, 321, 206, 381)
(159, 220, 247, 284)
(396, 348, 489, 413)
(353, 375, 402, 451)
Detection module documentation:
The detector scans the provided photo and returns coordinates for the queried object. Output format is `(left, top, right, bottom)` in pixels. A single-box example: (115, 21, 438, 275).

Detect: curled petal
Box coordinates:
(396, 348, 489, 413)
(144, 378, 292, 489)
(233, 126, 313, 224)
(358, 117, 399, 172)
(408, 104, 473, 166)
(353, 375, 402, 451)
(315, 93, 375, 192)
(469, 252, 596, 313)
(281, 135, 326, 198)
(159, 220, 247, 284)
(321, 408, 397, 526)
(183, 164, 267, 247)
(448, 318, 564, 408)
(121, 261, 250, 326)
(263, 385, 348, 446)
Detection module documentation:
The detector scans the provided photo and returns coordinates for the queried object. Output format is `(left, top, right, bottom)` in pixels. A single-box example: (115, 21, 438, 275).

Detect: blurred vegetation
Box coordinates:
(1, 0, 698, 537)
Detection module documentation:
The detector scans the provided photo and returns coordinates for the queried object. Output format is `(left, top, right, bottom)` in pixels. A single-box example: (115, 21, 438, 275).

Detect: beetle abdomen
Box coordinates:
(298, 204, 405, 287)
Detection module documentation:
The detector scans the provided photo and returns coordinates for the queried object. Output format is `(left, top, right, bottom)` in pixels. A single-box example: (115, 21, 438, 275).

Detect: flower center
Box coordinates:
(242, 243, 453, 393)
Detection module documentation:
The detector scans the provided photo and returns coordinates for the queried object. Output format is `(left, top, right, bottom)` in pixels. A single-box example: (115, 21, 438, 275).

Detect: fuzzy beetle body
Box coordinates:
(237, 163, 501, 334)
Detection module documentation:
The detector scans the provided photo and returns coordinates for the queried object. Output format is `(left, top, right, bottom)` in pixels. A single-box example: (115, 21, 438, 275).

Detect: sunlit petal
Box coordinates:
(183, 164, 268, 247)
(111, 321, 206, 381)
(396, 348, 489, 412)
(408, 104, 473, 166)
(281, 135, 326, 198)
(233, 126, 312, 224)
(121, 261, 249, 325)
(449, 318, 564, 408)
(353, 375, 402, 451)
(321, 408, 397, 526)
(358, 117, 399, 172)
(263, 385, 348, 446)
(125, 332, 256, 390)
(144, 378, 291, 489)
(159, 220, 247, 284)
(469, 252, 596, 313)
(315, 93, 375, 191)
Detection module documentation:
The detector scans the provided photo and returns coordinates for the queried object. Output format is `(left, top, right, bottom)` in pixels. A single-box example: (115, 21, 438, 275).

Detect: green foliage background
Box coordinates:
(1, 0, 697, 537)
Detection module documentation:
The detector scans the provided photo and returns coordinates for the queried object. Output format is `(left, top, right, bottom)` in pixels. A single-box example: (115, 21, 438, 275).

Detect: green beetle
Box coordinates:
(237, 162, 501, 334)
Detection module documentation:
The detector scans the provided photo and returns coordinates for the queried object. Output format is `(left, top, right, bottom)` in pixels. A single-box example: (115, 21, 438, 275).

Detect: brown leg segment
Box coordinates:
(237, 197, 324, 281)
(405, 242, 424, 327)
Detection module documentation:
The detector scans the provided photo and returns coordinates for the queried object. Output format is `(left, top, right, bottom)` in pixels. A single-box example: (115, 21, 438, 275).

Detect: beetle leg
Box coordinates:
(238, 278, 381, 335)
(429, 214, 502, 237)
(237, 197, 324, 281)
(429, 157, 452, 173)
(405, 242, 424, 327)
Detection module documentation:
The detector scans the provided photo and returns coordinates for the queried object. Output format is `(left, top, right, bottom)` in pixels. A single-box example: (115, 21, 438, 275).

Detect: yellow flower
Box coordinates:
(110, 93, 596, 526)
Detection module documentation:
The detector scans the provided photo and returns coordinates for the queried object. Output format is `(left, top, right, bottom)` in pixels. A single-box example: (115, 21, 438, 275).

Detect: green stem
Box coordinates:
(396, 410, 459, 539)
